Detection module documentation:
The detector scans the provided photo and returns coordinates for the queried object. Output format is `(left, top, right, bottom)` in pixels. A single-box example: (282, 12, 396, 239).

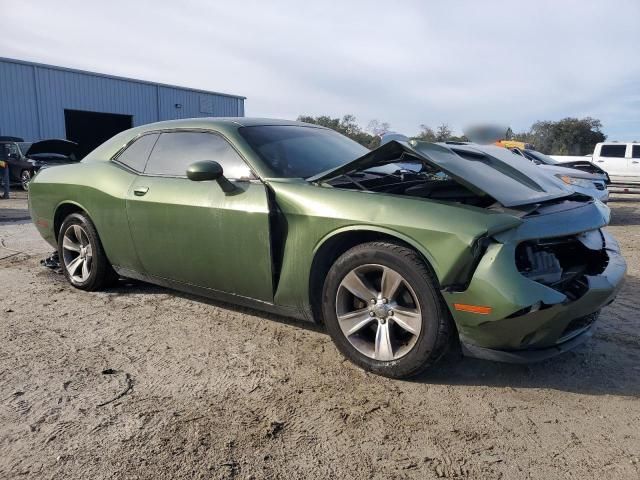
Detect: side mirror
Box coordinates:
(186, 160, 237, 193)
(186, 160, 223, 181)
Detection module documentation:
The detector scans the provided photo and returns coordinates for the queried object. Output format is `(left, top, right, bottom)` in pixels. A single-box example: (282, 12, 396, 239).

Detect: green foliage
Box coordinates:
(415, 125, 437, 142)
(298, 115, 605, 154)
(512, 117, 606, 155)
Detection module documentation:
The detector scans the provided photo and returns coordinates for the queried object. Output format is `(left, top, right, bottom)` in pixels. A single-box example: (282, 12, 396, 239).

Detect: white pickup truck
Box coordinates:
(552, 142, 640, 193)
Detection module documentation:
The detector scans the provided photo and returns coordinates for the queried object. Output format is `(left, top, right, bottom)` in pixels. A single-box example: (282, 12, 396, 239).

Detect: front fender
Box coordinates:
(312, 224, 440, 278)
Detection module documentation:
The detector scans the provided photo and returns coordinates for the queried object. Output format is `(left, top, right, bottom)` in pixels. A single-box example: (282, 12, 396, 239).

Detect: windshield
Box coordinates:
(17, 142, 32, 155)
(525, 149, 560, 165)
(238, 125, 369, 178)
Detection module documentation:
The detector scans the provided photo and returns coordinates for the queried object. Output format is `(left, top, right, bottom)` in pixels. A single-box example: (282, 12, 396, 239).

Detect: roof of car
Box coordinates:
(136, 117, 320, 130)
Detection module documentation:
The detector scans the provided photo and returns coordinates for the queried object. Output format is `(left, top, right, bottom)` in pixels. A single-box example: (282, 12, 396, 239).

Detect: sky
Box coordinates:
(2, 0, 639, 139)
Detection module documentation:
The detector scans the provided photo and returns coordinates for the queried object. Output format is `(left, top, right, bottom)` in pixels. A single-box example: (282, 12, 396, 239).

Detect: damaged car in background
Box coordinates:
(0, 137, 79, 190)
(28, 118, 626, 378)
(507, 146, 610, 203)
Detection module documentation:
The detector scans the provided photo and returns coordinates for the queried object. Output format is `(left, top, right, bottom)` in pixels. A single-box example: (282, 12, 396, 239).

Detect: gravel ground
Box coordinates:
(1, 190, 639, 479)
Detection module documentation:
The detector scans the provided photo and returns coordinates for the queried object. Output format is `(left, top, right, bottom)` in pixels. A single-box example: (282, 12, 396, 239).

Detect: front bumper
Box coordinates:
(461, 324, 594, 363)
(442, 228, 626, 360)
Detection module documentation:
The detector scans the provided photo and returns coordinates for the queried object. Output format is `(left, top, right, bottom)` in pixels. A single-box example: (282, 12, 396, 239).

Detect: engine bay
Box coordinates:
(326, 153, 498, 208)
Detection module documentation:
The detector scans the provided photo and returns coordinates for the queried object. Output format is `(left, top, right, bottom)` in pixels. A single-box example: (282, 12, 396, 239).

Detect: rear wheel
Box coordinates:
(58, 212, 118, 291)
(322, 241, 452, 378)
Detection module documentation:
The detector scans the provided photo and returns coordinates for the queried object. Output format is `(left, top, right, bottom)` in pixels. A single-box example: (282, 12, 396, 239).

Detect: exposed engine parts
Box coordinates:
(516, 230, 609, 300)
(521, 246, 562, 283)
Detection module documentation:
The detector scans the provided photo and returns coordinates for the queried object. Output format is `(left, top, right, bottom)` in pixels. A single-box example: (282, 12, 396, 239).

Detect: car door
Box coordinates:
(125, 130, 274, 302)
(630, 145, 640, 178)
(595, 144, 628, 176)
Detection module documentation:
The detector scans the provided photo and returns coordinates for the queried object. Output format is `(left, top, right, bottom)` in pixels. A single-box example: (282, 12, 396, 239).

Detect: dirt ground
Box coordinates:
(1, 189, 639, 480)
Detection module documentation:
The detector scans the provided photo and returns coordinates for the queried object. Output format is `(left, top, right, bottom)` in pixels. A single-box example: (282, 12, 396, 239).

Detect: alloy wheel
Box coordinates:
(62, 224, 93, 283)
(21, 170, 31, 191)
(335, 264, 422, 361)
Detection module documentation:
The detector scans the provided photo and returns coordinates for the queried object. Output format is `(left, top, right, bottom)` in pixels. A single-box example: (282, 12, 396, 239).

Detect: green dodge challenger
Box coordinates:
(28, 118, 626, 378)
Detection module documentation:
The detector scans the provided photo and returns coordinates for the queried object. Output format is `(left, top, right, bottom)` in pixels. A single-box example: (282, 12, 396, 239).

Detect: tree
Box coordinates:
(366, 119, 391, 137)
(415, 124, 437, 142)
(297, 114, 381, 148)
(514, 117, 606, 155)
(435, 124, 453, 142)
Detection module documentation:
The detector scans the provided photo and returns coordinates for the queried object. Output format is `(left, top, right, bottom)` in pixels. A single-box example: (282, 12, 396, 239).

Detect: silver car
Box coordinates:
(511, 148, 609, 203)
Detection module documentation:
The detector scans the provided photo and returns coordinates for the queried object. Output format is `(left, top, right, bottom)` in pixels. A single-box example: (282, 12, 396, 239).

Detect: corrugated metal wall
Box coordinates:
(0, 57, 245, 141)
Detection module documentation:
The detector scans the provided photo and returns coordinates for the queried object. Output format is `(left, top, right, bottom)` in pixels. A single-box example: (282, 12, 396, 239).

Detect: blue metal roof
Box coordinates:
(0, 57, 245, 99)
(0, 57, 246, 142)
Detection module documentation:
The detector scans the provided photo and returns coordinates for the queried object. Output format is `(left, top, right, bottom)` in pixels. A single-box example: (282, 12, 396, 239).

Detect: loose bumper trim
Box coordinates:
(461, 326, 593, 364)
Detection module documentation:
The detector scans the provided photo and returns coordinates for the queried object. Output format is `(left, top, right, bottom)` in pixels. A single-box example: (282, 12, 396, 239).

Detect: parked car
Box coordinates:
(28, 118, 626, 378)
(0, 137, 78, 190)
(553, 142, 640, 193)
(509, 148, 609, 203)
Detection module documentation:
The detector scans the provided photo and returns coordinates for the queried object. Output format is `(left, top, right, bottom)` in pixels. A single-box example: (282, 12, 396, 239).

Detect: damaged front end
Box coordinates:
(442, 199, 626, 363)
(311, 139, 626, 362)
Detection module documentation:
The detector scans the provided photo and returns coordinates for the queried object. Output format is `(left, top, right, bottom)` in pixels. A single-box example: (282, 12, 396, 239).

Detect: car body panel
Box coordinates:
(266, 179, 523, 315)
(311, 140, 573, 207)
(445, 226, 624, 350)
(126, 175, 273, 301)
(28, 117, 626, 360)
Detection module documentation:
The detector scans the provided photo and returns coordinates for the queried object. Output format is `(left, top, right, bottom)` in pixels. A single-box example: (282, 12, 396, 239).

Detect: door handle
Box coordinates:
(597, 160, 604, 162)
(133, 186, 149, 196)
(633, 160, 639, 164)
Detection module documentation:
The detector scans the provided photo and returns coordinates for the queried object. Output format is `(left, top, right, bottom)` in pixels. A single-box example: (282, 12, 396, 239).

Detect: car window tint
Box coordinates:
(633, 145, 640, 159)
(238, 125, 369, 178)
(115, 134, 159, 172)
(600, 144, 626, 158)
(145, 131, 254, 179)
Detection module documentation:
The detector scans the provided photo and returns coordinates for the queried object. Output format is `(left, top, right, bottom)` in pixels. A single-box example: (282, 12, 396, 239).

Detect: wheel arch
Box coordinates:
(53, 201, 92, 242)
(308, 226, 441, 324)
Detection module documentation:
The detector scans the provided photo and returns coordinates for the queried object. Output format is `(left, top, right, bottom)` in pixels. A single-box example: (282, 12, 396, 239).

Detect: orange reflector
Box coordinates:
(453, 303, 492, 315)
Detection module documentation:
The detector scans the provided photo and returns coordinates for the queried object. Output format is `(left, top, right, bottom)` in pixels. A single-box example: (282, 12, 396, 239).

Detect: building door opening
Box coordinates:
(64, 109, 133, 158)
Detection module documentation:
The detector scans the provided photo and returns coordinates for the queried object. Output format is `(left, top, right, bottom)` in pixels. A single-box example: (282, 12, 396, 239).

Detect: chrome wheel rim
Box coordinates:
(21, 170, 31, 190)
(336, 264, 422, 361)
(62, 225, 93, 283)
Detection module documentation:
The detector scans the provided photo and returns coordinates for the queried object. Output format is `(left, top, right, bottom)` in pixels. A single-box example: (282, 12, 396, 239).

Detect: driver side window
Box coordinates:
(145, 131, 254, 180)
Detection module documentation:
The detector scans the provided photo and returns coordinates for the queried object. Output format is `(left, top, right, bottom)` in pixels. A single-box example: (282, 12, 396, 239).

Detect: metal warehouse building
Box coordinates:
(0, 57, 245, 157)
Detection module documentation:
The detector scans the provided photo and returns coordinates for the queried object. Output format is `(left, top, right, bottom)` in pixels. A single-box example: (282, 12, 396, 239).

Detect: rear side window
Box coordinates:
(145, 131, 254, 179)
(633, 145, 640, 158)
(115, 134, 159, 172)
(600, 144, 627, 158)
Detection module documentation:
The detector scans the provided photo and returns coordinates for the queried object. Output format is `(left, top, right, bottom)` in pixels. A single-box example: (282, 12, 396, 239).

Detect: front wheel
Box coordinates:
(322, 241, 452, 378)
(58, 212, 118, 291)
(20, 170, 32, 191)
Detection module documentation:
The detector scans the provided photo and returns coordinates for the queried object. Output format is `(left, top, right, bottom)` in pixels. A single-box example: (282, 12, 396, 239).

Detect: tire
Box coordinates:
(20, 170, 32, 191)
(57, 212, 118, 291)
(322, 241, 452, 378)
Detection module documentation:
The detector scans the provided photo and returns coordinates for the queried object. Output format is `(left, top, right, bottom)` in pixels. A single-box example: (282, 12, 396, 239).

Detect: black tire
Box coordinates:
(57, 212, 118, 291)
(322, 241, 452, 378)
(20, 170, 32, 191)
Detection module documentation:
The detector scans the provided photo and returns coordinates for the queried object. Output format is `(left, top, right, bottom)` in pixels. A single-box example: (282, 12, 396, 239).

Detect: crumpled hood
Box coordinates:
(538, 164, 602, 180)
(26, 139, 78, 157)
(309, 141, 574, 208)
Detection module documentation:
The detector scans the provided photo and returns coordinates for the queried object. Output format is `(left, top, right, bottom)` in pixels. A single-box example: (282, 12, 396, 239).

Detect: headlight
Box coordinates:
(557, 175, 594, 189)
